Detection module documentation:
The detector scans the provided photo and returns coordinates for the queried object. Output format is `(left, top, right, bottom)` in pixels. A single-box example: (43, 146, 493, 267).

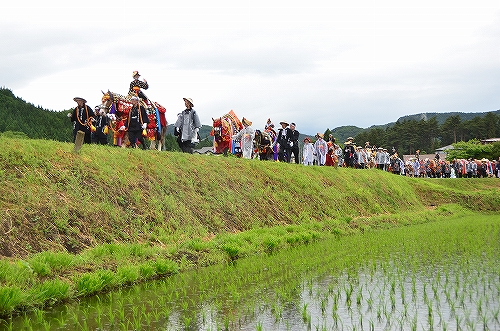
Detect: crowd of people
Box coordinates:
(402, 156, 500, 178)
(68, 71, 198, 151)
(68, 70, 500, 178)
(230, 118, 500, 178)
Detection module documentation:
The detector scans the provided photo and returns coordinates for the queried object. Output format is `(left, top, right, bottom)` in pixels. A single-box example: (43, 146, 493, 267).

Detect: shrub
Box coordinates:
(116, 265, 140, 285)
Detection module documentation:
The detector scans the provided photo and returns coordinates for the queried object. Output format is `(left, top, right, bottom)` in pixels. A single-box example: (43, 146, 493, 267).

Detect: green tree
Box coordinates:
(355, 127, 387, 149)
(425, 117, 440, 152)
(482, 112, 499, 139)
(490, 142, 500, 161)
(446, 139, 493, 160)
(440, 115, 463, 145)
(323, 128, 332, 141)
(163, 134, 181, 151)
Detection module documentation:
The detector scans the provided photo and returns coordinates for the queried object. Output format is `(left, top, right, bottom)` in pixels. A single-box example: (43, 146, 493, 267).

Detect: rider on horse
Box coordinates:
(129, 71, 149, 102)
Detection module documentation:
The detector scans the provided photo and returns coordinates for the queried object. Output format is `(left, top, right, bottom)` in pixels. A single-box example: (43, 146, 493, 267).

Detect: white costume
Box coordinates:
(233, 125, 255, 159)
(302, 142, 314, 165)
(314, 138, 328, 165)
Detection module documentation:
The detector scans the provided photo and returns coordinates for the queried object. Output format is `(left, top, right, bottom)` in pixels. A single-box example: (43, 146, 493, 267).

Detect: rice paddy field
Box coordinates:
(3, 212, 499, 331)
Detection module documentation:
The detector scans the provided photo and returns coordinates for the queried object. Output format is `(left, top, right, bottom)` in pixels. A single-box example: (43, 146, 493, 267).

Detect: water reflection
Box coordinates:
(6, 252, 500, 330)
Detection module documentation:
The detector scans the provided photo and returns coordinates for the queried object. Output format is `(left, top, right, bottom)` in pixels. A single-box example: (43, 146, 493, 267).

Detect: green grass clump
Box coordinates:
(0, 287, 25, 315)
(74, 270, 115, 297)
(29, 279, 71, 306)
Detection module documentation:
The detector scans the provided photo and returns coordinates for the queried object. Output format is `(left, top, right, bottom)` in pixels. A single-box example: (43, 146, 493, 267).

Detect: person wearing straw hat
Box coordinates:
(355, 145, 367, 169)
(375, 147, 385, 170)
(264, 120, 278, 161)
(125, 96, 150, 149)
(232, 117, 255, 159)
(276, 120, 292, 162)
(313, 133, 328, 165)
(68, 97, 95, 144)
(129, 71, 149, 101)
(343, 139, 356, 168)
(175, 97, 201, 153)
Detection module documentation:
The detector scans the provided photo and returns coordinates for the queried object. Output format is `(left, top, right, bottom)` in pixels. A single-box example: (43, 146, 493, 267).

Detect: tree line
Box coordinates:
(0, 88, 73, 142)
(351, 112, 500, 155)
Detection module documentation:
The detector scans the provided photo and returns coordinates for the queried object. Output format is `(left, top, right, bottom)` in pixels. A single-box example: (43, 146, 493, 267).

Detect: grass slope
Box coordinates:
(0, 137, 499, 316)
(1, 136, 499, 258)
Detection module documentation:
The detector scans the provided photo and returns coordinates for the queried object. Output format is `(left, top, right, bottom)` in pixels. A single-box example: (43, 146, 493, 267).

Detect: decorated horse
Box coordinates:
(426, 158, 438, 178)
(253, 129, 275, 160)
(210, 110, 243, 156)
(100, 90, 167, 150)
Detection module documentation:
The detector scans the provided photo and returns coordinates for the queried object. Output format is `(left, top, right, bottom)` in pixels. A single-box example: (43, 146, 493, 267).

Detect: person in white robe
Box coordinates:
(302, 137, 314, 165)
(232, 117, 255, 159)
(313, 133, 328, 166)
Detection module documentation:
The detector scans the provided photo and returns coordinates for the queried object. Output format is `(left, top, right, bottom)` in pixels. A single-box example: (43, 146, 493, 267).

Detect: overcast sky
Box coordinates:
(2, 0, 499, 135)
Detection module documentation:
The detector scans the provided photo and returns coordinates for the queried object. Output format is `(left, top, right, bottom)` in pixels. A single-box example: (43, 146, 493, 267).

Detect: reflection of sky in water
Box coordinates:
(8, 254, 500, 330)
(162, 258, 500, 331)
(244, 260, 500, 331)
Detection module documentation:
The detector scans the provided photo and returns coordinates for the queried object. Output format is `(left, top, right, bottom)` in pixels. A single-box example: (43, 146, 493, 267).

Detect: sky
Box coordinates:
(2, 0, 500, 135)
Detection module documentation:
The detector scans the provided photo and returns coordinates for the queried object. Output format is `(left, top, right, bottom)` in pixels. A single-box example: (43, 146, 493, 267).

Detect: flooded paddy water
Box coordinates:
(4, 214, 500, 330)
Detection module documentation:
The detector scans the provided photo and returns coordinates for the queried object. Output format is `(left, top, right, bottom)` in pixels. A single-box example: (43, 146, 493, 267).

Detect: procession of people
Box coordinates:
(68, 70, 500, 177)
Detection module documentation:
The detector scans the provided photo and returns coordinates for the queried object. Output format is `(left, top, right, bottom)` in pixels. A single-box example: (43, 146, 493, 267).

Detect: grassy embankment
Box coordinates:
(0, 137, 499, 317)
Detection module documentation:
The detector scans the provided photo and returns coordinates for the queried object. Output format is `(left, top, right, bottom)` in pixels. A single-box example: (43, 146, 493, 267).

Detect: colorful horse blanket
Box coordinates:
(100, 91, 167, 149)
(210, 110, 243, 155)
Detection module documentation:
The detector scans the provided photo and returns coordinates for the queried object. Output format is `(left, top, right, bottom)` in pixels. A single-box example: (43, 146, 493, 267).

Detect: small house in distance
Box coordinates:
(481, 138, 500, 144)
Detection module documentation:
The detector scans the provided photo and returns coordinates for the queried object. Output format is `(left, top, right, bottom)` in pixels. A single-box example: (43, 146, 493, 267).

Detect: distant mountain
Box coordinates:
(0, 88, 72, 142)
(396, 110, 500, 125)
(325, 109, 500, 143)
(329, 126, 365, 144)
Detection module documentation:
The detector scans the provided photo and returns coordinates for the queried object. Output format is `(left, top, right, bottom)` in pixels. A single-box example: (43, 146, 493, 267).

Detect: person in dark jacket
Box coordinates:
(124, 96, 149, 149)
(289, 122, 300, 164)
(276, 120, 291, 162)
(92, 106, 110, 145)
(68, 97, 94, 144)
(343, 138, 356, 167)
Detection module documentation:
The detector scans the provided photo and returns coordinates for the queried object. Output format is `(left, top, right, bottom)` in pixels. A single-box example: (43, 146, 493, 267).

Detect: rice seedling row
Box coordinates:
(3, 213, 499, 330)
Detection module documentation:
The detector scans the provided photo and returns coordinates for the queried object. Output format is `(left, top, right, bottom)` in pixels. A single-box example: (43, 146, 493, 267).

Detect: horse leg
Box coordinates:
(157, 128, 166, 151)
(122, 133, 130, 148)
(156, 133, 162, 151)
